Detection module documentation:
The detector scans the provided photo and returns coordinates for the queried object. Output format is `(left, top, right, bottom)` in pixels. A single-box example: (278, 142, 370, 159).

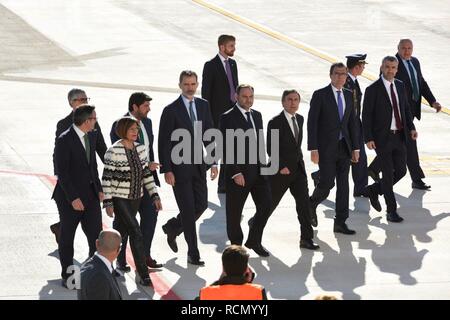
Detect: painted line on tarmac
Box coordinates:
(0, 75, 279, 101)
(191, 0, 450, 115)
(0, 169, 181, 300)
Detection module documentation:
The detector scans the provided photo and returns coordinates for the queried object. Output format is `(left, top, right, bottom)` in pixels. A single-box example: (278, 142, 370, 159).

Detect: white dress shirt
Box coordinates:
(283, 110, 299, 138)
(381, 75, 402, 130)
(95, 252, 113, 274)
(73, 124, 87, 150)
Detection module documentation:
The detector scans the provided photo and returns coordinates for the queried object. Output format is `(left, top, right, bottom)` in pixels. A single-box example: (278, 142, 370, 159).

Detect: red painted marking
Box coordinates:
(0, 168, 181, 300)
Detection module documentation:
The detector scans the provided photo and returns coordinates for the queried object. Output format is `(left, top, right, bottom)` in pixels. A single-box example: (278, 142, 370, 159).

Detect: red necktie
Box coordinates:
(390, 83, 403, 130)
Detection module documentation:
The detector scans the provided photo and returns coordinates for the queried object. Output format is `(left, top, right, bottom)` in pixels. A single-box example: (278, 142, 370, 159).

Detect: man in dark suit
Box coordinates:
(52, 105, 103, 288)
(308, 62, 359, 234)
(159, 70, 218, 266)
(368, 39, 441, 190)
(311, 55, 369, 198)
(50, 88, 107, 244)
(110, 92, 162, 271)
(219, 84, 272, 257)
(202, 34, 239, 193)
(363, 56, 418, 223)
(266, 90, 319, 250)
(78, 229, 122, 300)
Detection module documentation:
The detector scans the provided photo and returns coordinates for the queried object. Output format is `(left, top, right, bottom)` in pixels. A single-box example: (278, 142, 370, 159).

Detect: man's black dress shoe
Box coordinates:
(300, 239, 320, 250)
(333, 223, 356, 235)
(162, 224, 178, 253)
(245, 243, 270, 257)
(116, 263, 131, 273)
(50, 222, 60, 244)
(387, 212, 404, 223)
(368, 169, 381, 182)
(248, 217, 254, 228)
(353, 190, 369, 198)
(412, 180, 431, 190)
(139, 277, 153, 286)
(367, 188, 382, 212)
(146, 257, 163, 269)
(187, 256, 205, 266)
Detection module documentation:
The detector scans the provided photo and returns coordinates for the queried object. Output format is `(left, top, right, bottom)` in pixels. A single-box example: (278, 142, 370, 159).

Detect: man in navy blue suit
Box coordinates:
(52, 105, 103, 288)
(110, 92, 162, 270)
(159, 70, 218, 266)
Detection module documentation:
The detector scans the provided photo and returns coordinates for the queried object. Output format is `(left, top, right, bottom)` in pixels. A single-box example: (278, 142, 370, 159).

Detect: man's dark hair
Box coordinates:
(347, 60, 364, 70)
(222, 245, 249, 277)
(236, 84, 254, 95)
(73, 105, 95, 126)
(179, 70, 198, 83)
(281, 89, 301, 102)
(128, 92, 152, 112)
(218, 34, 236, 47)
(329, 62, 347, 75)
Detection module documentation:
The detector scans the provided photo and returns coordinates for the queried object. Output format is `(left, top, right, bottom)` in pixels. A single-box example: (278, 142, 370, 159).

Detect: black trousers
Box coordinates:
(165, 167, 207, 259)
(367, 132, 407, 213)
(226, 168, 272, 246)
(310, 140, 351, 224)
(269, 166, 313, 241)
(113, 198, 148, 280)
(351, 120, 368, 194)
(114, 189, 158, 265)
(369, 127, 424, 182)
(56, 185, 102, 279)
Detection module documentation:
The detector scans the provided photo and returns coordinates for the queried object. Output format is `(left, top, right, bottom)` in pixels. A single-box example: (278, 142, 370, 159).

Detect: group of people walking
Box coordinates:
(50, 35, 441, 298)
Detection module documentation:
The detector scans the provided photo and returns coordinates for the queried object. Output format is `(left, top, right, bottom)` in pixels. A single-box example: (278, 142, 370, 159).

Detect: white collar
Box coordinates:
(94, 252, 113, 273)
(73, 124, 86, 138)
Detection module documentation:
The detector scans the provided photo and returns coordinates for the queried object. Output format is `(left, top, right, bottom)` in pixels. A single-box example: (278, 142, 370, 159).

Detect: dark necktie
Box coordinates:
(189, 100, 196, 126)
(336, 91, 344, 121)
(83, 133, 90, 164)
(292, 116, 299, 144)
(245, 111, 253, 129)
(354, 78, 361, 92)
(390, 83, 403, 130)
(225, 59, 237, 103)
(406, 60, 420, 102)
(138, 127, 145, 144)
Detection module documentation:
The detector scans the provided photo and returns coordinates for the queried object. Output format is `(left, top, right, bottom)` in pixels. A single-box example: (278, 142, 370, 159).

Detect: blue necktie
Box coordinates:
(189, 100, 196, 126)
(406, 60, 420, 102)
(337, 91, 344, 120)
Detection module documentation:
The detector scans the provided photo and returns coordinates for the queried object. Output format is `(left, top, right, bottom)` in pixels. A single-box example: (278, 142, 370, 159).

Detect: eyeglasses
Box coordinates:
(74, 97, 90, 102)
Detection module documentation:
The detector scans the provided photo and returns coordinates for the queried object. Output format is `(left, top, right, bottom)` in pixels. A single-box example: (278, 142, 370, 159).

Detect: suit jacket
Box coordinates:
(267, 111, 306, 175)
(110, 113, 160, 186)
(53, 111, 107, 175)
(219, 105, 267, 180)
(202, 54, 239, 126)
(52, 126, 102, 204)
(395, 53, 436, 120)
(362, 78, 416, 149)
(307, 85, 359, 158)
(344, 75, 363, 119)
(158, 96, 214, 182)
(77, 255, 122, 300)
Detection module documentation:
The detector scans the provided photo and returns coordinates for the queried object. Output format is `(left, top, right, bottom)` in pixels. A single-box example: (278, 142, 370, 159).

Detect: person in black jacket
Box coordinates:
(266, 90, 319, 250)
(78, 229, 123, 300)
(363, 56, 417, 223)
(202, 34, 239, 193)
(50, 88, 107, 244)
(52, 105, 104, 288)
(307, 62, 359, 234)
(159, 70, 218, 266)
(368, 39, 441, 190)
(219, 84, 272, 257)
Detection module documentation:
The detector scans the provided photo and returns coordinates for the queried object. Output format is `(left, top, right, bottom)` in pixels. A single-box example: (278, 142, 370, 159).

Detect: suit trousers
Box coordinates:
(368, 132, 407, 213)
(369, 125, 424, 182)
(114, 189, 158, 265)
(351, 120, 368, 194)
(310, 140, 351, 224)
(269, 167, 313, 241)
(226, 168, 272, 246)
(165, 166, 208, 259)
(56, 184, 102, 279)
(113, 197, 148, 280)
